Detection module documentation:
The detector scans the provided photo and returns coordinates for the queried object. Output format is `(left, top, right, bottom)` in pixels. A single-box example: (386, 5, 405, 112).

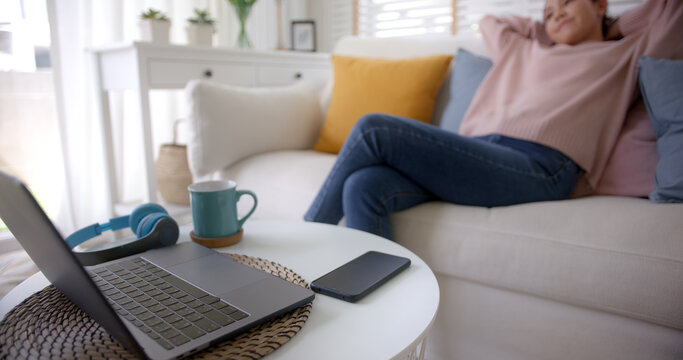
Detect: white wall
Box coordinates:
(307, 0, 353, 53)
(307, 1, 330, 52)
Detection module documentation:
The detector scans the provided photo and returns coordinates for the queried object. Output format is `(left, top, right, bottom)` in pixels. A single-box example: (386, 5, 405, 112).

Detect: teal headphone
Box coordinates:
(66, 203, 179, 266)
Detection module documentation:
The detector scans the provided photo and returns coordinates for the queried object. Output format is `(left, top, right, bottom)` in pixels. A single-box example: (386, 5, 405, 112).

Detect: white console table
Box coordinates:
(91, 42, 331, 216)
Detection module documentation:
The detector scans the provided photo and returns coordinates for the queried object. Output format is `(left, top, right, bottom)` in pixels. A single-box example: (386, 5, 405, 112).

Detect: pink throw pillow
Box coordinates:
(594, 100, 657, 197)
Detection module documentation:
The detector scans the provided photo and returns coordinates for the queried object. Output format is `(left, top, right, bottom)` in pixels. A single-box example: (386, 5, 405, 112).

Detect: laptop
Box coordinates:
(0, 171, 314, 359)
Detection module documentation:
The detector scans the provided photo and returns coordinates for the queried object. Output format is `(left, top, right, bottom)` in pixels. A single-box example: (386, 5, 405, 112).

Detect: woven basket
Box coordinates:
(156, 119, 193, 205)
(156, 144, 192, 205)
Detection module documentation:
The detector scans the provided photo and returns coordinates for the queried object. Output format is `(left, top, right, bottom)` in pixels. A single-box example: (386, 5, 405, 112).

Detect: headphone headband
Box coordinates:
(65, 204, 178, 266)
(65, 215, 129, 248)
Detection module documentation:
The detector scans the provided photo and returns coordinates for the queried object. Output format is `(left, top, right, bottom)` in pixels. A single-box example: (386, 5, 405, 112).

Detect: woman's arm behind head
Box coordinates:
(479, 15, 553, 62)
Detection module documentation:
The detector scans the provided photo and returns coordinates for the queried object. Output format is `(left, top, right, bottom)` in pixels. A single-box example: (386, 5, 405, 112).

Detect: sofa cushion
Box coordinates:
(314, 54, 453, 154)
(329, 35, 490, 129)
(185, 80, 324, 179)
(594, 100, 657, 197)
(333, 35, 489, 59)
(217, 149, 683, 329)
(638, 56, 683, 203)
(440, 49, 492, 134)
(392, 197, 683, 330)
(218, 150, 336, 220)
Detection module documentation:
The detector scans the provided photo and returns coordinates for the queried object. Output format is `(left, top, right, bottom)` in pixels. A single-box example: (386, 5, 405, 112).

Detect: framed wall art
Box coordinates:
(291, 20, 316, 52)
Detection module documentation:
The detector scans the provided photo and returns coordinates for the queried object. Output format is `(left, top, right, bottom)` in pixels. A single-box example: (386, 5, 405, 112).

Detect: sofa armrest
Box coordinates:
(185, 79, 324, 180)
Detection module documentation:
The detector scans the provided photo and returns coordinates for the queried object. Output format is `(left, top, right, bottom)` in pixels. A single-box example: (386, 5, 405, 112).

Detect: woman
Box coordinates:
(305, 0, 681, 240)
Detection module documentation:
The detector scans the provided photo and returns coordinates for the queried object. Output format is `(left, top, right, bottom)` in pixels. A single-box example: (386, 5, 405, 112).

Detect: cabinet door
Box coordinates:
(257, 66, 330, 86)
(148, 60, 257, 88)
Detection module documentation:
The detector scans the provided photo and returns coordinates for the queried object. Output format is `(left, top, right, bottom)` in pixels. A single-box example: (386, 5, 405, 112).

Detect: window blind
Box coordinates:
(322, 0, 355, 51)
(357, 0, 454, 37)
(346, 0, 643, 38)
(456, 0, 644, 36)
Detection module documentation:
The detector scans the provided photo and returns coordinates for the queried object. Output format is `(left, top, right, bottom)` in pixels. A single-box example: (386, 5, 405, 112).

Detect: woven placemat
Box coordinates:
(0, 253, 312, 359)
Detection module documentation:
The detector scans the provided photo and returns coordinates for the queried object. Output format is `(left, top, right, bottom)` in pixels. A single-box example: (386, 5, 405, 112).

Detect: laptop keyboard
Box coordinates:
(88, 257, 250, 350)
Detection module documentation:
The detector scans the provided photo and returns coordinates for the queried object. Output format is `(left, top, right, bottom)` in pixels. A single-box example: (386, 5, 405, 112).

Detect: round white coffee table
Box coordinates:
(0, 220, 440, 360)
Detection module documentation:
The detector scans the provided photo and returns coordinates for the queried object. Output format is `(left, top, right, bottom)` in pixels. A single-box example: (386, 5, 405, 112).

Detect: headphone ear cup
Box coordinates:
(130, 203, 167, 234)
(135, 213, 169, 238)
(156, 217, 180, 246)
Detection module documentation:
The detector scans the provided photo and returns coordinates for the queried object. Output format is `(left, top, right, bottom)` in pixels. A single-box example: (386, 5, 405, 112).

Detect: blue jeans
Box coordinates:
(304, 113, 581, 240)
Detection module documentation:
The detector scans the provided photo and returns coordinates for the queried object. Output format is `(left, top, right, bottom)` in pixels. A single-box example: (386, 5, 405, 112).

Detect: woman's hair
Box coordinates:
(602, 15, 617, 37)
(593, 0, 614, 38)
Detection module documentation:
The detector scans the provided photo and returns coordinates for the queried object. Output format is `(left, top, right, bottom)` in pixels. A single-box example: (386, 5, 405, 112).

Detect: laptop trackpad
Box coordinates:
(168, 253, 268, 295)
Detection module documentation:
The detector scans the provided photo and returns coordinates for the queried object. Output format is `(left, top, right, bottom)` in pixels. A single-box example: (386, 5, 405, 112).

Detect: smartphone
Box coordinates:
(311, 251, 411, 302)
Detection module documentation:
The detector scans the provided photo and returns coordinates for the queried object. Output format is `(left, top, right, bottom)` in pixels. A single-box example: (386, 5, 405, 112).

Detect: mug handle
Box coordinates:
(236, 190, 258, 229)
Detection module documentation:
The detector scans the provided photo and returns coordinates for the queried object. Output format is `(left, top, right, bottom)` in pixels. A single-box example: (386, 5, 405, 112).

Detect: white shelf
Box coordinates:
(91, 42, 331, 218)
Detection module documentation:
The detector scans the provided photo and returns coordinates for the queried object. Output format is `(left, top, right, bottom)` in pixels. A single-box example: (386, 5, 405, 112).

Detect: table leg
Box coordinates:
(417, 336, 427, 360)
(135, 86, 158, 204)
(407, 337, 428, 360)
(92, 53, 119, 217)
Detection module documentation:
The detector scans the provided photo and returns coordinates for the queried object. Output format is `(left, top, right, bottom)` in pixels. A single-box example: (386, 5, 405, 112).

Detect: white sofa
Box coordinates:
(185, 36, 683, 360)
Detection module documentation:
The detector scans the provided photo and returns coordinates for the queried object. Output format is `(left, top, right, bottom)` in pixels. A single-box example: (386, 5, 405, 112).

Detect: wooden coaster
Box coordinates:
(190, 228, 243, 248)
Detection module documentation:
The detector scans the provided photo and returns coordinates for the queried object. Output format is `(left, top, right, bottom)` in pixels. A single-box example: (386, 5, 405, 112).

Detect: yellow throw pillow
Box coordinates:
(314, 54, 453, 154)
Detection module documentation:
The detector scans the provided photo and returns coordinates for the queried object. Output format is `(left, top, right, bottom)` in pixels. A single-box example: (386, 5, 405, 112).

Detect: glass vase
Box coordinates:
(233, 3, 253, 48)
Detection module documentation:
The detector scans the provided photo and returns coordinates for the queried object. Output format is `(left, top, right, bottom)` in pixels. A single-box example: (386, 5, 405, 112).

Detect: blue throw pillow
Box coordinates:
(638, 56, 683, 203)
(439, 48, 492, 133)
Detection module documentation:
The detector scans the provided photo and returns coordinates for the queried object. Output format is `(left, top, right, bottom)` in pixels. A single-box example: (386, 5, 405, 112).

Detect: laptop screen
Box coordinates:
(0, 172, 144, 357)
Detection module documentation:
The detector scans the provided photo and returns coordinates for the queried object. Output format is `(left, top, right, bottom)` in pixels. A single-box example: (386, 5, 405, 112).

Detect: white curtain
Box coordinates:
(47, 0, 305, 233)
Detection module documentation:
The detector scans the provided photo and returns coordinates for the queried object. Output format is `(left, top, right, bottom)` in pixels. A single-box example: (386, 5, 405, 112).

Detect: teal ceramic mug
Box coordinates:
(188, 180, 258, 238)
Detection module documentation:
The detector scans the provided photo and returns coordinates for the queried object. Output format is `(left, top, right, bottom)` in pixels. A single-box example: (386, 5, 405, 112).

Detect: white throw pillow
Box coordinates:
(185, 80, 324, 179)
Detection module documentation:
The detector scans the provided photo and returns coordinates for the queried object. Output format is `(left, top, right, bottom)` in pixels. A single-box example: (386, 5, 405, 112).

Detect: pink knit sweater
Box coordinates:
(459, 0, 682, 192)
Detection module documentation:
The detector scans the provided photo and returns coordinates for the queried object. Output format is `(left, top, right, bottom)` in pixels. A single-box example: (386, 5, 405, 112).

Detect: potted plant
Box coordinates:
(139, 8, 171, 43)
(186, 9, 215, 46)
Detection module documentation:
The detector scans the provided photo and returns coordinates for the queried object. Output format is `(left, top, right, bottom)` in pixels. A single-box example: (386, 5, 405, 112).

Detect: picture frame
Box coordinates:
(291, 20, 316, 52)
